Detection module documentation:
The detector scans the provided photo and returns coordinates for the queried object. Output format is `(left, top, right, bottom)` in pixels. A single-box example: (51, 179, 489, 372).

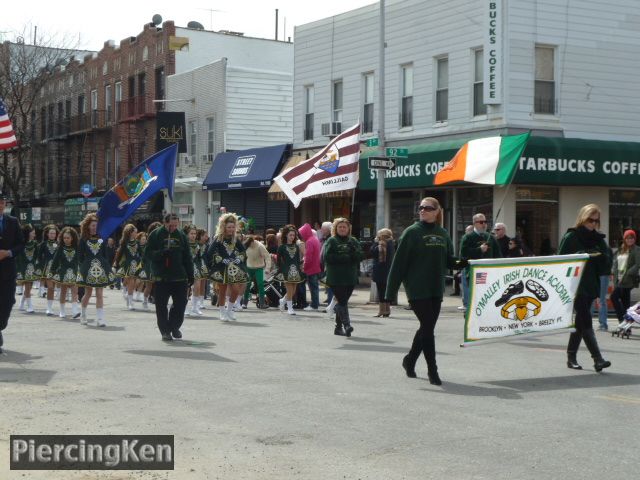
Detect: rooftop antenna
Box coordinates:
(197, 8, 224, 30)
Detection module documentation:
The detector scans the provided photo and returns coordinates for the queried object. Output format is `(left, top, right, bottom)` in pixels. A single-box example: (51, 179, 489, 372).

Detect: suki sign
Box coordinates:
(463, 254, 588, 345)
(484, 0, 502, 104)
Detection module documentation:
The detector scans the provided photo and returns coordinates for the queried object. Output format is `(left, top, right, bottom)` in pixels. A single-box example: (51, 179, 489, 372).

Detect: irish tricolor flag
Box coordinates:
(434, 132, 530, 185)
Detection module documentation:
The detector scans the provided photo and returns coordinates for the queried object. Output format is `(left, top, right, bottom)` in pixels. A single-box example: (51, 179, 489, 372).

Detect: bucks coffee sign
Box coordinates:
(156, 112, 187, 153)
(484, 0, 502, 104)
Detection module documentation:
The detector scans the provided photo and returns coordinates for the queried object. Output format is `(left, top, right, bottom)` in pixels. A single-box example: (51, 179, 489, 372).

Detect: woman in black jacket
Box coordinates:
(558, 204, 611, 372)
(371, 228, 394, 317)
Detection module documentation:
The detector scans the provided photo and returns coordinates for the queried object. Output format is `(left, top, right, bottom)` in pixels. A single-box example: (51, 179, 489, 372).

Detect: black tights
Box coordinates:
(407, 298, 442, 372)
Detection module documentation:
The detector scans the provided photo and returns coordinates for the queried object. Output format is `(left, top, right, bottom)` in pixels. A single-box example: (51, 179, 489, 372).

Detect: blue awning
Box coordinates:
(202, 144, 292, 190)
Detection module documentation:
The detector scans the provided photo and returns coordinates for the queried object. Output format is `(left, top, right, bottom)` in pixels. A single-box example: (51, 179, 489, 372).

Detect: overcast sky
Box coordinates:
(2, 0, 377, 50)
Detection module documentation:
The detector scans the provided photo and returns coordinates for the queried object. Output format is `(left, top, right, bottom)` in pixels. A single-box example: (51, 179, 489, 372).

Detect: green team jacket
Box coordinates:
(558, 228, 611, 299)
(144, 226, 194, 282)
(386, 221, 459, 301)
(322, 235, 364, 286)
(460, 230, 502, 261)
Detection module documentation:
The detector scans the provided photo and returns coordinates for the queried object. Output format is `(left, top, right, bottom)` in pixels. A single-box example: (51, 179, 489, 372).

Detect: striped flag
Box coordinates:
(433, 132, 530, 186)
(566, 266, 580, 277)
(274, 123, 360, 208)
(0, 98, 18, 151)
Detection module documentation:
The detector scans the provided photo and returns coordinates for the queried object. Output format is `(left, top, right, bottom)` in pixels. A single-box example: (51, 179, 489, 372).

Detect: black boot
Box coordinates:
(566, 331, 583, 370)
(334, 305, 346, 336)
(341, 305, 354, 337)
(423, 334, 441, 384)
(582, 329, 611, 372)
(257, 297, 268, 309)
(402, 354, 417, 378)
(427, 370, 442, 386)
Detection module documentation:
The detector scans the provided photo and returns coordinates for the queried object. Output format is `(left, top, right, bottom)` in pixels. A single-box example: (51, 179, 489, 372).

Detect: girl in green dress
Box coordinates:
(77, 213, 116, 326)
(114, 223, 139, 311)
(207, 213, 248, 321)
(49, 227, 80, 319)
(185, 225, 204, 316)
(16, 224, 39, 313)
(196, 228, 210, 313)
(37, 224, 60, 316)
(134, 231, 152, 310)
(276, 224, 305, 315)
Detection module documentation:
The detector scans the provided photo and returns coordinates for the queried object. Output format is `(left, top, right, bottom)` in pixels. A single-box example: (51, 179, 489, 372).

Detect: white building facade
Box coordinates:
(293, 0, 640, 252)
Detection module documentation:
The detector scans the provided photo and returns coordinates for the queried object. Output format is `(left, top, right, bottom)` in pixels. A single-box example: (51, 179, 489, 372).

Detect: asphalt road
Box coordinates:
(1, 287, 638, 479)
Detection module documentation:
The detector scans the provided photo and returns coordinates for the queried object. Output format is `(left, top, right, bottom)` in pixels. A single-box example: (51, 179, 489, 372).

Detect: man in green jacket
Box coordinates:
(145, 213, 194, 341)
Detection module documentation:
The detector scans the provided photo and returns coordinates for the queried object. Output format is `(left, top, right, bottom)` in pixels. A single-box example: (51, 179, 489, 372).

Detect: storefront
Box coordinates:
(64, 197, 100, 226)
(360, 136, 640, 253)
(203, 144, 291, 233)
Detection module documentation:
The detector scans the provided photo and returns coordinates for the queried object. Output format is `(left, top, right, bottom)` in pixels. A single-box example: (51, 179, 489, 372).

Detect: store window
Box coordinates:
(455, 188, 493, 244)
(389, 191, 421, 240)
(516, 186, 558, 255)
(609, 190, 640, 248)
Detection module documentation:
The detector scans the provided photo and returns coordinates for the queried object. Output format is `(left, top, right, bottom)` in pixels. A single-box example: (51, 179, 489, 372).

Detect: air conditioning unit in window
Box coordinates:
(321, 122, 342, 136)
(321, 123, 330, 136)
(201, 154, 214, 163)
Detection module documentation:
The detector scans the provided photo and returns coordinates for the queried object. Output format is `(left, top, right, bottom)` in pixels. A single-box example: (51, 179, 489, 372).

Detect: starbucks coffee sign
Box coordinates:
(484, 0, 502, 104)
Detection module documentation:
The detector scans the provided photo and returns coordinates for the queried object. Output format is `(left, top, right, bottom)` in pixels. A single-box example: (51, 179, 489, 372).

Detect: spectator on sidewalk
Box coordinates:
(299, 223, 322, 311)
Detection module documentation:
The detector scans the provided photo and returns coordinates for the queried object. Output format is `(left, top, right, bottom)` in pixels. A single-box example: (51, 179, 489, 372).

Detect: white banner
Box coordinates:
(463, 254, 589, 345)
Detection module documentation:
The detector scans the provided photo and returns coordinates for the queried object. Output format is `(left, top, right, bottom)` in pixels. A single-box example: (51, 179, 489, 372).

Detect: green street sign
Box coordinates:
(365, 138, 379, 147)
(386, 147, 408, 157)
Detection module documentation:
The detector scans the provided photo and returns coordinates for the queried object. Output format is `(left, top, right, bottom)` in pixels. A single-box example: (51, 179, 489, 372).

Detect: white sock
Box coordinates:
(97, 308, 104, 320)
(287, 300, 294, 311)
(81, 307, 87, 319)
(19, 296, 26, 309)
(128, 295, 134, 305)
(27, 298, 33, 310)
(59, 303, 66, 316)
(47, 299, 53, 311)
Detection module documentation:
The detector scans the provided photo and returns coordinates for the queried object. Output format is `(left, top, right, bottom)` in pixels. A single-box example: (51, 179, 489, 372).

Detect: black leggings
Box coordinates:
(332, 285, 354, 307)
(375, 282, 387, 303)
(407, 298, 442, 371)
(610, 286, 631, 323)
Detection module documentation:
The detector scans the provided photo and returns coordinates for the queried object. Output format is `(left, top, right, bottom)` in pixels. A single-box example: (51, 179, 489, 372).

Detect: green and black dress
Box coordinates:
(207, 237, 248, 284)
(275, 242, 305, 284)
(16, 240, 40, 284)
(190, 242, 206, 280)
(76, 237, 116, 288)
(37, 240, 58, 280)
(115, 240, 140, 278)
(49, 245, 79, 286)
(136, 243, 152, 282)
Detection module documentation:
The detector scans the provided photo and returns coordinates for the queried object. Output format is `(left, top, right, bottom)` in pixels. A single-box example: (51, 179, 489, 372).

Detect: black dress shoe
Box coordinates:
(402, 355, 417, 378)
(161, 332, 173, 341)
(345, 325, 354, 337)
(567, 360, 583, 370)
(494, 281, 525, 307)
(334, 326, 346, 336)
(171, 329, 182, 339)
(594, 359, 611, 372)
(428, 371, 442, 385)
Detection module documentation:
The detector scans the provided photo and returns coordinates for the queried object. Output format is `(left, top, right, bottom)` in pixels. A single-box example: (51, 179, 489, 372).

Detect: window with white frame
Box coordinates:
(332, 80, 343, 134)
(304, 85, 314, 141)
(363, 73, 374, 133)
(473, 49, 487, 116)
(189, 121, 197, 163)
(105, 84, 112, 123)
(400, 64, 413, 127)
(90, 89, 98, 127)
(105, 148, 112, 188)
(206, 117, 215, 161)
(436, 57, 448, 122)
(114, 81, 122, 120)
(535, 45, 555, 114)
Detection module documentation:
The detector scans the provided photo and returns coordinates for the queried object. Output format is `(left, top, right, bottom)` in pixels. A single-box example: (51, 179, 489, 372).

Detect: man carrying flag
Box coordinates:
(275, 123, 361, 208)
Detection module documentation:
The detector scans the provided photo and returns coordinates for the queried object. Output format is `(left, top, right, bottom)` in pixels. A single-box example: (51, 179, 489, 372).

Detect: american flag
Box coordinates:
(0, 98, 18, 151)
(274, 123, 360, 208)
(475, 272, 488, 285)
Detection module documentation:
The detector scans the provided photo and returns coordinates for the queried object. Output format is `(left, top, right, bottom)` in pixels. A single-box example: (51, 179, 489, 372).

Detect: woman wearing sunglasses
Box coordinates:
(386, 197, 463, 385)
(559, 204, 612, 372)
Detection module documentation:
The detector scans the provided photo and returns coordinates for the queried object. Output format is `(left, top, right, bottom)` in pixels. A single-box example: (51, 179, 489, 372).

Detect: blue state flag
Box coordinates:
(97, 144, 178, 239)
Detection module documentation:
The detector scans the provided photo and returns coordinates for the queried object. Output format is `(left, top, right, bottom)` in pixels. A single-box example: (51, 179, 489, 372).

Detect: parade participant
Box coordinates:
(207, 213, 247, 321)
(105, 237, 118, 290)
(37, 224, 60, 315)
(387, 197, 463, 385)
(609, 229, 639, 326)
(371, 228, 395, 317)
(0, 192, 25, 353)
(242, 235, 271, 309)
(196, 229, 210, 311)
(559, 204, 612, 371)
(135, 231, 152, 310)
(114, 224, 139, 311)
(145, 213, 194, 341)
(275, 225, 305, 316)
(299, 223, 322, 312)
(49, 227, 81, 319)
(323, 218, 363, 336)
(76, 213, 116, 326)
(16, 224, 39, 313)
(185, 225, 204, 316)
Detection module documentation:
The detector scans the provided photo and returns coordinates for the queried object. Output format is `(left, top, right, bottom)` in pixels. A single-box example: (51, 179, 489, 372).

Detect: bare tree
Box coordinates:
(0, 25, 84, 203)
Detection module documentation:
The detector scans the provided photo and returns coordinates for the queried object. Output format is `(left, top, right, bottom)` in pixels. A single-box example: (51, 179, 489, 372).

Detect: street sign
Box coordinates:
(368, 156, 396, 170)
(365, 138, 379, 147)
(386, 147, 408, 158)
(80, 184, 94, 198)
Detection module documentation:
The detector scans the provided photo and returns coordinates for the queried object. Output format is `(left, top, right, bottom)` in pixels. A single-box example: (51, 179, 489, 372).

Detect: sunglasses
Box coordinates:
(418, 205, 438, 212)
(475, 220, 487, 224)
(586, 217, 600, 224)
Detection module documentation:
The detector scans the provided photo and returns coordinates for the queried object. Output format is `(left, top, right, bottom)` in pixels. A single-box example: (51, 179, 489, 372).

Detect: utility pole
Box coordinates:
(375, 0, 386, 232)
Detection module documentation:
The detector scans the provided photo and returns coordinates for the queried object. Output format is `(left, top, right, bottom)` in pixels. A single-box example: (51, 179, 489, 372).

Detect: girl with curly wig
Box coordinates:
(48, 227, 81, 319)
(114, 223, 139, 310)
(36, 224, 60, 316)
(275, 224, 305, 315)
(77, 213, 116, 326)
(16, 224, 39, 313)
(206, 213, 248, 321)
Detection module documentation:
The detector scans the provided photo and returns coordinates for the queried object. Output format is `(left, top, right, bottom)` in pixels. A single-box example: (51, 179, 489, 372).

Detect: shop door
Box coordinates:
(516, 187, 559, 256)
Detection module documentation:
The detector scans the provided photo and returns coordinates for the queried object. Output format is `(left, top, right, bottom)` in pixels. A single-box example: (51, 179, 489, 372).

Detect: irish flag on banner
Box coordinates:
(433, 132, 530, 186)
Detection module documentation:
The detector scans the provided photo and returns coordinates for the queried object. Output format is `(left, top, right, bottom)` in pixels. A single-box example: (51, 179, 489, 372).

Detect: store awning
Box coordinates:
(203, 144, 291, 191)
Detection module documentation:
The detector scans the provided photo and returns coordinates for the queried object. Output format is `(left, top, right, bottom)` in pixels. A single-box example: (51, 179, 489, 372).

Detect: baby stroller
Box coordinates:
(264, 271, 286, 308)
(613, 301, 640, 339)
